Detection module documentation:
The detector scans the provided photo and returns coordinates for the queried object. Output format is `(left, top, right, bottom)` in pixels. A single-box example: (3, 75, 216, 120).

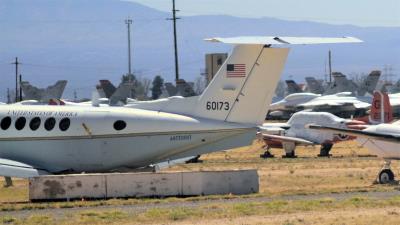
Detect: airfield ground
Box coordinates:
(1, 140, 400, 224)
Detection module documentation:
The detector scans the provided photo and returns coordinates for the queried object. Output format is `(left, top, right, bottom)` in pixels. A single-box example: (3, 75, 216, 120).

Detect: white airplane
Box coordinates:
(268, 92, 320, 119)
(260, 91, 392, 158)
(0, 36, 361, 178)
(268, 71, 380, 120)
(309, 92, 398, 184)
(297, 92, 371, 117)
(259, 112, 365, 158)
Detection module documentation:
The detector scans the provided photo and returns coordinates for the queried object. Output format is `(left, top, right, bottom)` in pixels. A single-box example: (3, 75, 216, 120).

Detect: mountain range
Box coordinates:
(0, 0, 399, 100)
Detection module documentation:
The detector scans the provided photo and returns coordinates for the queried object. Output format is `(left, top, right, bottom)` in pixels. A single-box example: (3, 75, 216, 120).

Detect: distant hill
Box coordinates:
(0, 0, 399, 100)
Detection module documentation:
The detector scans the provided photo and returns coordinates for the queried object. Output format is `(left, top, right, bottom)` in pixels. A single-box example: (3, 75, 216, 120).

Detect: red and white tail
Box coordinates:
(367, 91, 393, 124)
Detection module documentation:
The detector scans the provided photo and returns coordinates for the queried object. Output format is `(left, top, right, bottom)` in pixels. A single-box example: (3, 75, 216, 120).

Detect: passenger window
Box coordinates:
(44, 117, 56, 131)
(15, 117, 26, 130)
(59, 118, 70, 131)
(1, 117, 12, 130)
(113, 120, 126, 131)
(29, 117, 41, 131)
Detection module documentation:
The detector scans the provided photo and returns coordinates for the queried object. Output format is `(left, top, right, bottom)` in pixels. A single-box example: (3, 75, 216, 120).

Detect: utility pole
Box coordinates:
(328, 50, 332, 83)
(11, 57, 20, 102)
(6, 88, 10, 104)
(19, 74, 23, 101)
(125, 18, 133, 76)
(167, 0, 180, 83)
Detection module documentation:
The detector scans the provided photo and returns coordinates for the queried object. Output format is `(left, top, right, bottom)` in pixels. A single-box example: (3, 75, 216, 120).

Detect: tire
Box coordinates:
(378, 169, 395, 184)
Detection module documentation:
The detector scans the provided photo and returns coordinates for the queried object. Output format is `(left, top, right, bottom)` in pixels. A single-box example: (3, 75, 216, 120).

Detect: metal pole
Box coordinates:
(168, 0, 180, 83)
(328, 50, 332, 83)
(19, 74, 23, 101)
(125, 18, 133, 76)
(12, 57, 19, 102)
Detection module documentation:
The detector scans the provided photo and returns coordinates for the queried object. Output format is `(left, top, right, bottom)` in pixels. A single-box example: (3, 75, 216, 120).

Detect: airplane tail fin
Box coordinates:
(305, 77, 324, 94)
(99, 80, 117, 98)
(285, 80, 303, 94)
(20, 81, 40, 100)
(47, 80, 67, 99)
(109, 83, 134, 105)
(191, 36, 361, 126)
(357, 70, 381, 96)
(369, 91, 393, 124)
(194, 44, 289, 125)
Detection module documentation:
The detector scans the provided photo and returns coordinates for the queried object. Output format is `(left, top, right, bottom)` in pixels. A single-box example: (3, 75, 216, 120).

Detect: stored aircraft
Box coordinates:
(20, 80, 67, 102)
(0, 36, 361, 178)
(259, 91, 392, 158)
(309, 91, 398, 184)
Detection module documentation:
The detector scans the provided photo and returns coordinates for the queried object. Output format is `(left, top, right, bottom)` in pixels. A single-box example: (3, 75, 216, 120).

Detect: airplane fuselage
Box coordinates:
(358, 124, 400, 159)
(0, 105, 255, 173)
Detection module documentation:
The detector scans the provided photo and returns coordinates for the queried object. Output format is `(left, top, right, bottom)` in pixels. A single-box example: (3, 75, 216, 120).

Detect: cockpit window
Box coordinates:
(59, 118, 70, 131)
(113, 120, 126, 131)
(44, 117, 56, 131)
(15, 117, 26, 130)
(29, 117, 41, 131)
(1, 117, 12, 130)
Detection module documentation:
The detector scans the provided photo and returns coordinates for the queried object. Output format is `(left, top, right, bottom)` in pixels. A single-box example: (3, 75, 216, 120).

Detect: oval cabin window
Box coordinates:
(15, 117, 26, 130)
(29, 117, 41, 131)
(44, 117, 56, 131)
(113, 120, 126, 131)
(59, 118, 70, 131)
(1, 117, 12, 130)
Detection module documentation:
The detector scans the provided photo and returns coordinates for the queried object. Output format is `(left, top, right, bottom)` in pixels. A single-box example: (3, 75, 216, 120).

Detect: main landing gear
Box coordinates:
(260, 146, 275, 158)
(377, 160, 395, 184)
(318, 143, 333, 157)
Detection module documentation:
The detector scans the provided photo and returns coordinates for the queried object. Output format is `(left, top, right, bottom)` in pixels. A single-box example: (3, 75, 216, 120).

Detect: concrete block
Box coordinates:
(28, 170, 259, 201)
(182, 170, 259, 195)
(29, 174, 106, 200)
(106, 172, 182, 198)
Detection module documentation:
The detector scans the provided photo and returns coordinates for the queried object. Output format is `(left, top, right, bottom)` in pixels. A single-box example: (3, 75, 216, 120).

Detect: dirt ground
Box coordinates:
(1, 140, 400, 224)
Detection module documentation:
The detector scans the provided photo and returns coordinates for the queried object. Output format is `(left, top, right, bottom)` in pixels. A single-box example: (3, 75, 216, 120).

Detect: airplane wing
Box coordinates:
(0, 158, 49, 178)
(261, 133, 315, 146)
(299, 101, 343, 107)
(205, 36, 362, 45)
(354, 102, 371, 109)
(308, 125, 400, 144)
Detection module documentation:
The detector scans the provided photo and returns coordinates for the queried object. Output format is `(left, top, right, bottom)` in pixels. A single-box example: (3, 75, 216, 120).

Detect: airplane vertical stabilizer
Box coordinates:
(194, 44, 289, 125)
(369, 91, 393, 124)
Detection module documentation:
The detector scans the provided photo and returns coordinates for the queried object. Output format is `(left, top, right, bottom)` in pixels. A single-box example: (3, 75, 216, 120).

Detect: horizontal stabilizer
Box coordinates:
(205, 36, 362, 45)
(0, 158, 49, 178)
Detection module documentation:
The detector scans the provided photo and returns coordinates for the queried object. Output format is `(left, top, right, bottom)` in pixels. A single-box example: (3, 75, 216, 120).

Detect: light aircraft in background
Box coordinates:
(0, 36, 361, 178)
(309, 91, 398, 184)
(259, 91, 392, 158)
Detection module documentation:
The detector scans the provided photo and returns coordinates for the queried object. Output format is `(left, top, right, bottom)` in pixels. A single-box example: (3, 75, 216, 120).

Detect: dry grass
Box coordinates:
(1, 140, 400, 224)
(2, 196, 400, 225)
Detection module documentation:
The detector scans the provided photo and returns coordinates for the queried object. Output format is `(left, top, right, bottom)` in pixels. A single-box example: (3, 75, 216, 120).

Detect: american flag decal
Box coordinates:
(226, 64, 246, 77)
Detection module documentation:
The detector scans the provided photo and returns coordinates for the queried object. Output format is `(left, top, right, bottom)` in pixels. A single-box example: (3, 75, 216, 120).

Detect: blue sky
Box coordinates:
(128, 0, 400, 27)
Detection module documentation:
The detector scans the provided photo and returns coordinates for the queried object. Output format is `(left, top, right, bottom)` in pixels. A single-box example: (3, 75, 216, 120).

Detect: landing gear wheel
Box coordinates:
(260, 150, 275, 158)
(318, 143, 333, 157)
(282, 142, 297, 158)
(378, 169, 394, 184)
